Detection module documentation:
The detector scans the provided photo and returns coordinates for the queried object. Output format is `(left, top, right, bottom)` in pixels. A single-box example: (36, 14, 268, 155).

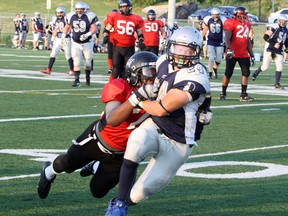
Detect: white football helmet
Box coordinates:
(35, 11, 40, 17)
(55, 6, 66, 18)
(278, 14, 288, 27)
(167, 26, 203, 68)
(74, 2, 86, 17)
(210, 7, 220, 15)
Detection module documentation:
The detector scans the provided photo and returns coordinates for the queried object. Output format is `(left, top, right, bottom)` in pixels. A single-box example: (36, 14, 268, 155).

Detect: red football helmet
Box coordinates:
(233, 6, 248, 22)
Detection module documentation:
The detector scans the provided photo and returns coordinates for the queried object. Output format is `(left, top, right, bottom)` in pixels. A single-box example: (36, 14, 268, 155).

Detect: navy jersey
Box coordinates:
(31, 17, 44, 32)
(20, 18, 29, 32)
(152, 55, 210, 144)
(266, 24, 288, 54)
(203, 15, 226, 46)
(66, 11, 98, 43)
(13, 18, 20, 32)
(54, 17, 67, 38)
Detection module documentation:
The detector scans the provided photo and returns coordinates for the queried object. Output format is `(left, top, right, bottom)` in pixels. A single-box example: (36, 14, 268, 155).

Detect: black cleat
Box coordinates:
(220, 93, 226, 101)
(37, 161, 56, 199)
(275, 83, 284, 89)
(252, 69, 260, 81)
(80, 161, 96, 177)
(239, 93, 254, 102)
(72, 80, 81, 87)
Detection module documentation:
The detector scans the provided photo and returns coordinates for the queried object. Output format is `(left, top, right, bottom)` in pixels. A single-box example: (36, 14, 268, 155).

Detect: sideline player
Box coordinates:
(102, 0, 144, 79)
(141, 9, 166, 55)
(252, 14, 288, 89)
(220, 6, 255, 102)
(202, 7, 226, 79)
(61, 1, 98, 87)
(40, 6, 74, 75)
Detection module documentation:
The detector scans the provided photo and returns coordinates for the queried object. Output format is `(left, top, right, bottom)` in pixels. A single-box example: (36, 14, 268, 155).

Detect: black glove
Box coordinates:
(250, 56, 255, 66)
(103, 35, 109, 44)
(138, 39, 145, 51)
(271, 52, 276, 59)
(226, 48, 234, 59)
(93, 44, 98, 53)
(284, 47, 288, 53)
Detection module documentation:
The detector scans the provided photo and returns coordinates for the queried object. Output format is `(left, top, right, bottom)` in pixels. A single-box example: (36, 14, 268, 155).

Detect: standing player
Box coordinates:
(31, 11, 45, 50)
(12, 14, 21, 48)
(103, 0, 144, 79)
(252, 14, 288, 89)
(40, 7, 74, 75)
(61, 1, 98, 87)
(202, 7, 226, 79)
(37, 51, 158, 201)
(142, 9, 166, 55)
(103, 9, 118, 75)
(19, 13, 29, 49)
(220, 6, 255, 102)
(105, 27, 212, 216)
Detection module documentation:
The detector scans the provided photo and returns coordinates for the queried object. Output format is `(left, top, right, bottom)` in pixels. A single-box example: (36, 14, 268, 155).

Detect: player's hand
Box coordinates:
(93, 44, 98, 53)
(226, 48, 234, 59)
(103, 35, 109, 44)
(250, 56, 255, 66)
(80, 32, 92, 42)
(138, 38, 145, 51)
(198, 110, 213, 125)
(128, 84, 156, 107)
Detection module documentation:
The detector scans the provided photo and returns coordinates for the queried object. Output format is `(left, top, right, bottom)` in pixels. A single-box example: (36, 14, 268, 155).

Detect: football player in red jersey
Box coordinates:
(141, 9, 166, 55)
(220, 6, 255, 102)
(103, 0, 144, 79)
(103, 9, 118, 75)
(37, 51, 158, 201)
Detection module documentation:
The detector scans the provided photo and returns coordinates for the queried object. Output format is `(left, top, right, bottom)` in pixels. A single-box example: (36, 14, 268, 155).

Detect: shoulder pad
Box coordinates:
(66, 12, 75, 23)
(86, 12, 98, 23)
(203, 16, 211, 25)
(102, 79, 134, 103)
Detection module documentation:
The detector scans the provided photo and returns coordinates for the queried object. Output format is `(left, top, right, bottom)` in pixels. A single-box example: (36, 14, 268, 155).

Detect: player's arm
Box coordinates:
(224, 29, 232, 49)
(106, 101, 135, 127)
(140, 88, 190, 116)
(247, 38, 254, 57)
(202, 24, 208, 38)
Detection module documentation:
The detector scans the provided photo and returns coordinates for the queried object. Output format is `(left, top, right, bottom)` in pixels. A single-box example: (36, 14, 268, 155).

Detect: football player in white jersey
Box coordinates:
(252, 14, 288, 89)
(105, 26, 212, 216)
(40, 7, 74, 75)
(202, 7, 227, 79)
(61, 1, 98, 87)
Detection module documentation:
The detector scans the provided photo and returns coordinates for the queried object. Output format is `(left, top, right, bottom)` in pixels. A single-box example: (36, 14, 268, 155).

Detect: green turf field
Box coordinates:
(0, 47, 288, 216)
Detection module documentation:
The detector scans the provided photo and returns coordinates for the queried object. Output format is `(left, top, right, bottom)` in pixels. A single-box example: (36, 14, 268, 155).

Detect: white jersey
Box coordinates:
(152, 55, 210, 144)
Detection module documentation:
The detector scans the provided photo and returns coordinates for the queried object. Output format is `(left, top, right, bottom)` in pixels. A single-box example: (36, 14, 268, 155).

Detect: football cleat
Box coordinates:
(107, 69, 112, 74)
(252, 69, 260, 81)
(80, 161, 96, 177)
(105, 198, 128, 216)
(275, 83, 284, 89)
(212, 68, 218, 79)
(40, 68, 51, 75)
(86, 78, 90, 86)
(220, 93, 226, 101)
(37, 161, 56, 199)
(72, 80, 81, 87)
(239, 94, 254, 102)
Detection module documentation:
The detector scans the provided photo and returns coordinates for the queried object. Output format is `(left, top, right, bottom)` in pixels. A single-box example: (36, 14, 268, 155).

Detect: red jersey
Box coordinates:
(99, 78, 146, 151)
(106, 12, 143, 47)
(142, 19, 164, 46)
(104, 13, 115, 43)
(224, 18, 251, 58)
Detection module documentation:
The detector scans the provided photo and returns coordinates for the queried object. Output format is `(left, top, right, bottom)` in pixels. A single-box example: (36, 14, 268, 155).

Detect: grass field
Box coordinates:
(0, 46, 288, 216)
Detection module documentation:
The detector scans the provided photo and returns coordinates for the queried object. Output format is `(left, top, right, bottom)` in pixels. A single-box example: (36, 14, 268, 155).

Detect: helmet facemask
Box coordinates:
(167, 43, 201, 69)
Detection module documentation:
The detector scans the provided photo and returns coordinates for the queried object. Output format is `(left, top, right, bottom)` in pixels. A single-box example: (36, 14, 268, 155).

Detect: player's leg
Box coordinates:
(239, 58, 254, 102)
(220, 57, 237, 100)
